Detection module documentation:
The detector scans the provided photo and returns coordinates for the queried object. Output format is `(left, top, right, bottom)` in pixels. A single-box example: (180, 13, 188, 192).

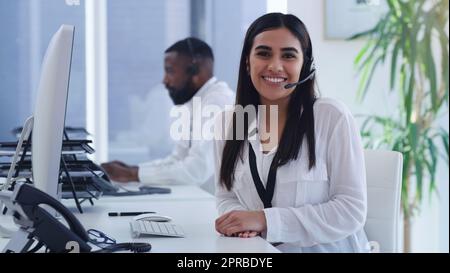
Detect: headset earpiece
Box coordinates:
(299, 55, 315, 83)
(284, 51, 316, 89)
(187, 63, 199, 76)
(186, 38, 199, 76)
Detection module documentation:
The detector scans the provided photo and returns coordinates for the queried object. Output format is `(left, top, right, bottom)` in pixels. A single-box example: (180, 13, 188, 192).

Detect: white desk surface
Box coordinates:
(1, 185, 280, 253)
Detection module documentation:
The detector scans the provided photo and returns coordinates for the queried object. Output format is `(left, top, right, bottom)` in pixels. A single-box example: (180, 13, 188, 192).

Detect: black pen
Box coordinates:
(108, 211, 156, 217)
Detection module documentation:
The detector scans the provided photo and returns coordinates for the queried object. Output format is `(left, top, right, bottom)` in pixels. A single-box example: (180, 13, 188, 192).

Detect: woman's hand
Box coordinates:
(215, 210, 267, 237)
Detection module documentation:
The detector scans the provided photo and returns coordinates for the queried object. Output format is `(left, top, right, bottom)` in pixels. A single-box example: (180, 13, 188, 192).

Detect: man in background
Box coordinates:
(101, 38, 234, 194)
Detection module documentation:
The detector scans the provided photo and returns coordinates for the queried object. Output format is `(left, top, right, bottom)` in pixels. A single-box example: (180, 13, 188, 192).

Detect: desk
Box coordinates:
(1, 185, 280, 253)
(100, 183, 214, 202)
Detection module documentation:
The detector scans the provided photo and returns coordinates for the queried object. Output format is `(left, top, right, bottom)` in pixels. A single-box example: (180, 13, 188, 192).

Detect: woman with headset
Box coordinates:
(214, 13, 369, 252)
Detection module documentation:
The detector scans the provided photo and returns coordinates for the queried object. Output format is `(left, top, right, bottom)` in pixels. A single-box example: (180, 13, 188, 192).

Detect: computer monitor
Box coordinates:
(32, 25, 74, 200)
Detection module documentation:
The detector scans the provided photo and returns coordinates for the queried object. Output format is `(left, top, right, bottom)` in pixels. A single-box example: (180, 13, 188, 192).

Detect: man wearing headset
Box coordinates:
(101, 38, 234, 194)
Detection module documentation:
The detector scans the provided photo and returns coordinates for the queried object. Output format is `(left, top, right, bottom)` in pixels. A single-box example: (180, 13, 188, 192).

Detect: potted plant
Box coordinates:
(350, 0, 448, 252)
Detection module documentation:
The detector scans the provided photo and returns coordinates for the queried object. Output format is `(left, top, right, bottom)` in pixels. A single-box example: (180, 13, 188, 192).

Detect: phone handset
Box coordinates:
(4, 183, 91, 253)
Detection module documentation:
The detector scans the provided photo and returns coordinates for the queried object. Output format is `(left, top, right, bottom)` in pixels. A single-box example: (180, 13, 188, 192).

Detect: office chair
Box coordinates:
(363, 149, 403, 253)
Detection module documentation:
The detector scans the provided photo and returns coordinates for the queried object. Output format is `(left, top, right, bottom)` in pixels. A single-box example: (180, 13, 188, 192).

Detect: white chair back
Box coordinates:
(364, 149, 403, 253)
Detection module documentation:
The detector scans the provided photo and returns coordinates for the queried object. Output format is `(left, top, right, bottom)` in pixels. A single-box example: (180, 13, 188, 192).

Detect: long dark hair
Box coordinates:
(219, 13, 317, 191)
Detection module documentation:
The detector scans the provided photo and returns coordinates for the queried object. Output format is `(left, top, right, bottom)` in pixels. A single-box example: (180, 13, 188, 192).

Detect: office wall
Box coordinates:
(0, 1, 22, 141)
(288, 0, 395, 115)
(207, 0, 267, 92)
(288, 0, 449, 252)
(107, 0, 167, 135)
(38, 0, 86, 129)
(106, 0, 191, 163)
(0, 0, 86, 142)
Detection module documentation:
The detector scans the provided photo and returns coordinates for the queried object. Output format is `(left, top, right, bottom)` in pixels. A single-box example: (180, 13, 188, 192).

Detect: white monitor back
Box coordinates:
(32, 25, 74, 199)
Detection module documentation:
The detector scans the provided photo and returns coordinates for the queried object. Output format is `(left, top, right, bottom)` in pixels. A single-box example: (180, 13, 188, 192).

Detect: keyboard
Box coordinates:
(130, 220, 185, 238)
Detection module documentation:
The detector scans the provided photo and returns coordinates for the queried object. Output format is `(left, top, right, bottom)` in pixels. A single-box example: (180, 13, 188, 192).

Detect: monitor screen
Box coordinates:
(32, 25, 74, 200)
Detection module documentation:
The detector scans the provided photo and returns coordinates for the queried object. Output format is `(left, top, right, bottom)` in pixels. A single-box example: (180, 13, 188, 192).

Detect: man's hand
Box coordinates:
(215, 210, 267, 237)
(100, 160, 139, 183)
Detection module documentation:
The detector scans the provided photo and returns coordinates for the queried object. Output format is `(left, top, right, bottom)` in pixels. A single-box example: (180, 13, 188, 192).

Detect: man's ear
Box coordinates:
(191, 73, 201, 88)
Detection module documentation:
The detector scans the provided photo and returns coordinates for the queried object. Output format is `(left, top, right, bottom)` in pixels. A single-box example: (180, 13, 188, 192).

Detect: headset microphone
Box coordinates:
(284, 54, 316, 89)
(284, 70, 315, 89)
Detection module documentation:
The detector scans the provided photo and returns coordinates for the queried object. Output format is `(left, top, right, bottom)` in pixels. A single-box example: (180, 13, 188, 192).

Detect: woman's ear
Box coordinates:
(246, 59, 250, 74)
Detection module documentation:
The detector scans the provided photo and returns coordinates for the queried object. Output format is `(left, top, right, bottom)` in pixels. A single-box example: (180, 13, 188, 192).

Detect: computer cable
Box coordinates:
(88, 228, 152, 253)
(92, 242, 152, 253)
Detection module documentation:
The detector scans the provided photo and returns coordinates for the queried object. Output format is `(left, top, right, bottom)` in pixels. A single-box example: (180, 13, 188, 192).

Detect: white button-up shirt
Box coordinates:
(138, 77, 234, 194)
(214, 98, 369, 252)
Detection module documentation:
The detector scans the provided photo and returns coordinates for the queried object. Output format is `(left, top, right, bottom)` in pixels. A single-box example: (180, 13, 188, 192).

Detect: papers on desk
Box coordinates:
(0, 139, 95, 155)
(0, 150, 87, 156)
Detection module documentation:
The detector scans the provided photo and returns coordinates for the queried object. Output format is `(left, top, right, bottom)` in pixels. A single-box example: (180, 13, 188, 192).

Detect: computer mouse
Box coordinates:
(133, 213, 172, 222)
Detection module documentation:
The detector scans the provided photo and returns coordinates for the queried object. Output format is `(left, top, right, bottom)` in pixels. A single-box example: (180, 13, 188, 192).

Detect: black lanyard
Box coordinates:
(248, 144, 278, 208)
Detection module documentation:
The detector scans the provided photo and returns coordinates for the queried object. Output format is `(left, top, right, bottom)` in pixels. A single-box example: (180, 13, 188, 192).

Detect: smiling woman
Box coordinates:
(248, 28, 303, 103)
(214, 13, 369, 253)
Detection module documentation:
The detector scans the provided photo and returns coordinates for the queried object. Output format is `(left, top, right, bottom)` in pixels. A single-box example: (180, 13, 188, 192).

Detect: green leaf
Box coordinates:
(390, 39, 401, 91)
(414, 153, 424, 203)
(440, 128, 449, 164)
(348, 24, 378, 40)
(355, 16, 391, 72)
(405, 74, 415, 125)
(399, 64, 407, 110)
(357, 60, 372, 101)
(386, 0, 397, 15)
(354, 41, 372, 67)
(429, 180, 439, 201)
(423, 17, 438, 112)
(401, 151, 411, 216)
(393, 137, 405, 153)
(426, 138, 437, 194)
(389, 0, 403, 19)
(409, 122, 419, 152)
(437, 27, 449, 105)
(353, 0, 449, 219)
(423, 156, 437, 201)
(359, 57, 383, 101)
